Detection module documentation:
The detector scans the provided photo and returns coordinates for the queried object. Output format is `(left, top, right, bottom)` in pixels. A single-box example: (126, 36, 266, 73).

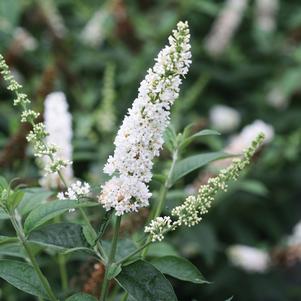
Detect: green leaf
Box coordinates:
(0, 235, 18, 245)
(0, 207, 9, 219)
(0, 242, 24, 258)
(8, 190, 24, 211)
(82, 224, 97, 246)
(170, 152, 231, 186)
(147, 242, 179, 257)
(17, 188, 53, 216)
(107, 262, 122, 280)
(150, 256, 208, 284)
(238, 180, 268, 197)
(24, 199, 97, 233)
(116, 260, 177, 301)
(102, 239, 137, 262)
(0, 259, 47, 298)
(66, 293, 98, 301)
(164, 126, 177, 153)
(28, 223, 88, 249)
(180, 129, 220, 149)
(225, 297, 233, 301)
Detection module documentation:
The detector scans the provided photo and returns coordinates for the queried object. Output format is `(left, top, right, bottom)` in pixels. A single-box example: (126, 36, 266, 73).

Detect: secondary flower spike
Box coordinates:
(99, 21, 192, 215)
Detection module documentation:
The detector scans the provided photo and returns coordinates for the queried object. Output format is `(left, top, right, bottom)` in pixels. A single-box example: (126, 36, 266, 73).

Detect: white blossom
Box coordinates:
(145, 216, 173, 242)
(99, 21, 191, 215)
(255, 0, 278, 33)
(58, 180, 91, 212)
(226, 120, 274, 154)
(287, 221, 301, 246)
(40, 92, 73, 188)
(81, 9, 109, 47)
(12, 27, 37, 53)
(266, 87, 288, 109)
(205, 0, 248, 57)
(145, 134, 265, 240)
(209, 105, 241, 133)
(228, 245, 270, 272)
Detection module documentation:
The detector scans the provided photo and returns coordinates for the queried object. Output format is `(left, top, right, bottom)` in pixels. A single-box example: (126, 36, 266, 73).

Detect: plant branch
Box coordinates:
(100, 215, 122, 301)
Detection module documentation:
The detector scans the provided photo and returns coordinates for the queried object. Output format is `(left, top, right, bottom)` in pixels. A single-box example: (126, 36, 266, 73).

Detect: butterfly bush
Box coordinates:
(99, 21, 192, 215)
(227, 245, 270, 272)
(205, 0, 248, 57)
(40, 92, 73, 188)
(145, 133, 265, 242)
(0, 55, 71, 178)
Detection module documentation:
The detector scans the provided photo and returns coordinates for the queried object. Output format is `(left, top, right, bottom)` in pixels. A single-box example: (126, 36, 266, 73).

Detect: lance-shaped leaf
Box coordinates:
(0, 259, 48, 298)
(18, 188, 53, 216)
(150, 256, 208, 284)
(28, 223, 89, 249)
(116, 260, 177, 301)
(170, 151, 231, 186)
(24, 199, 97, 233)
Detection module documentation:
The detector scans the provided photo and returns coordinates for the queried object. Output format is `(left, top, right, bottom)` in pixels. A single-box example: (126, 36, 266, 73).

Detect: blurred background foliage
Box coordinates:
(0, 0, 301, 300)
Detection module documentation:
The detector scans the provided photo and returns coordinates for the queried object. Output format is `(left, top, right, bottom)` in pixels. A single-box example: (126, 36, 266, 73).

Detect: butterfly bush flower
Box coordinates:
(255, 0, 278, 33)
(0, 55, 71, 181)
(81, 9, 110, 47)
(99, 21, 192, 215)
(57, 180, 91, 200)
(40, 92, 73, 188)
(145, 134, 265, 241)
(209, 105, 241, 133)
(205, 0, 248, 57)
(227, 245, 270, 272)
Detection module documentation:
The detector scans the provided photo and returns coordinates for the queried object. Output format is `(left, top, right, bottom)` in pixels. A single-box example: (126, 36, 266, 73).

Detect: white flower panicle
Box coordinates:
(145, 133, 265, 242)
(255, 0, 278, 33)
(287, 221, 301, 247)
(0, 56, 71, 182)
(226, 120, 274, 154)
(209, 105, 241, 133)
(81, 9, 109, 47)
(99, 21, 192, 215)
(40, 92, 73, 188)
(97, 63, 116, 133)
(267, 87, 288, 109)
(58, 180, 91, 213)
(228, 245, 270, 272)
(12, 27, 37, 54)
(205, 0, 248, 57)
(57, 180, 91, 200)
(145, 216, 173, 242)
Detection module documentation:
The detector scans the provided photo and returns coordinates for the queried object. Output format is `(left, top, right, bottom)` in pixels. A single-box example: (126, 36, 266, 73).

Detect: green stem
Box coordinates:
(79, 207, 106, 259)
(10, 215, 57, 301)
(142, 149, 178, 258)
(121, 292, 128, 301)
(58, 253, 68, 291)
(116, 241, 152, 265)
(100, 215, 122, 301)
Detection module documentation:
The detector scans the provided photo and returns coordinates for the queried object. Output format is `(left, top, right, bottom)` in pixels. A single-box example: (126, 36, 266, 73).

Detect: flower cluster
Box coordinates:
(81, 9, 109, 47)
(96, 63, 116, 133)
(57, 180, 91, 200)
(145, 133, 265, 242)
(0, 55, 71, 180)
(226, 120, 274, 154)
(204, 0, 248, 57)
(145, 216, 173, 242)
(209, 105, 241, 133)
(255, 0, 278, 33)
(58, 180, 91, 212)
(227, 245, 270, 273)
(99, 21, 192, 215)
(40, 92, 73, 188)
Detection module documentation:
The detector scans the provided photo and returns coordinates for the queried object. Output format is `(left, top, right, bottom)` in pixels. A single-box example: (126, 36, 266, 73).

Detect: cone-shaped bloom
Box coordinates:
(99, 21, 192, 215)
